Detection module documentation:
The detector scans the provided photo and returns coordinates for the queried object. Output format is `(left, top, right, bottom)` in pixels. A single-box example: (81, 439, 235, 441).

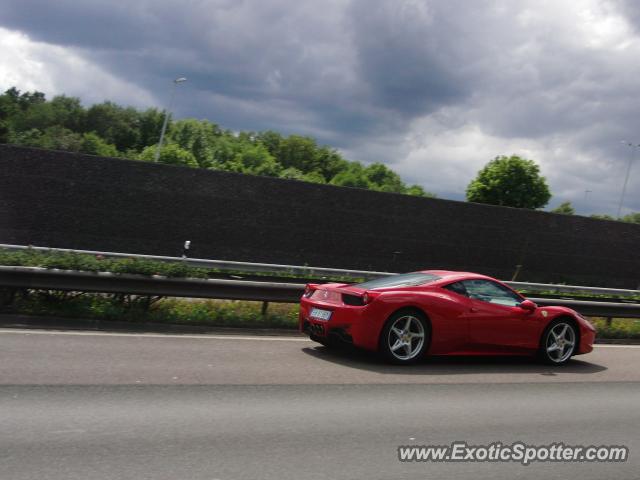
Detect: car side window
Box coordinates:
(461, 280, 522, 307)
(443, 281, 468, 297)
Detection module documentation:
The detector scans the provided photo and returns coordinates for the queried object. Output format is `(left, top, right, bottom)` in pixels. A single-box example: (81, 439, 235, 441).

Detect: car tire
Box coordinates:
(538, 318, 578, 365)
(379, 309, 430, 365)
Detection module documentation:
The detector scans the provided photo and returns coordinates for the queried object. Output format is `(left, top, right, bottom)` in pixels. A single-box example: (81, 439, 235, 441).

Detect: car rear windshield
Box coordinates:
(354, 272, 440, 290)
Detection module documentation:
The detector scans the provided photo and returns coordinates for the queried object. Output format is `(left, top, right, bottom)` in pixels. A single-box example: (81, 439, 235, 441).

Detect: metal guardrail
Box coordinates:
(0, 266, 303, 303)
(1, 243, 639, 299)
(1, 266, 640, 318)
(508, 281, 640, 297)
(0, 244, 388, 280)
(3, 243, 640, 298)
(528, 297, 640, 318)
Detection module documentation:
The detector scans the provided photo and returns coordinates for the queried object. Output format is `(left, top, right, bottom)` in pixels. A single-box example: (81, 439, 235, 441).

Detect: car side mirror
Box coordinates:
(519, 299, 537, 312)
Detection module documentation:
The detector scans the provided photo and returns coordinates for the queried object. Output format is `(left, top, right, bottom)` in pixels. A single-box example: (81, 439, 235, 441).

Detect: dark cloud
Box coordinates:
(0, 0, 171, 49)
(615, 0, 640, 30)
(347, 0, 471, 115)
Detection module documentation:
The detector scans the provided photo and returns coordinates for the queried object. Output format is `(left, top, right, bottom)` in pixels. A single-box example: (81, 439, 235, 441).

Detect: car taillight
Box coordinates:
(362, 291, 379, 305)
(303, 285, 315, 298)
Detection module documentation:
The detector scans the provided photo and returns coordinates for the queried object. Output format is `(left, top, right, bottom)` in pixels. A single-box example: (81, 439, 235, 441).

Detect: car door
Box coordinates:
(461, 279, 537, 353)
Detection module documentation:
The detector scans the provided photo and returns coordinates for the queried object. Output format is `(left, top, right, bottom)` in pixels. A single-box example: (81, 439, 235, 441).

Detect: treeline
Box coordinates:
(550, 202, 640, 224)
(0, 87, 433, 196)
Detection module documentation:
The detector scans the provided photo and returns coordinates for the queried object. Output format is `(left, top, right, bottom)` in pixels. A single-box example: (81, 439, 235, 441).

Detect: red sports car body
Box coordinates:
(299, 270, 595, 364)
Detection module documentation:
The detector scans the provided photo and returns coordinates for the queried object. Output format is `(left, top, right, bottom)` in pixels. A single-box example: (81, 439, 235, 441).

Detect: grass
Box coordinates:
(590, 317, 640, 339)
(1, 290, 299, 329)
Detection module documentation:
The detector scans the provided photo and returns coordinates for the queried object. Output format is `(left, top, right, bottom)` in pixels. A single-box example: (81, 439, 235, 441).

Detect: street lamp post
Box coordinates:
(154, 77, 187, 162)
(617, 141, 639, 219)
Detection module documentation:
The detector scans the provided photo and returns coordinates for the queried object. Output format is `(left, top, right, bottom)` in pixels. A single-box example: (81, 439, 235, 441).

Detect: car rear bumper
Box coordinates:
(299, 298, 378, 350)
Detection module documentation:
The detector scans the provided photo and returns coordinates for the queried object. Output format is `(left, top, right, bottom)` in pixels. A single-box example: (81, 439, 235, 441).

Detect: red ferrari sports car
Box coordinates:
(300, 270, 596, 365)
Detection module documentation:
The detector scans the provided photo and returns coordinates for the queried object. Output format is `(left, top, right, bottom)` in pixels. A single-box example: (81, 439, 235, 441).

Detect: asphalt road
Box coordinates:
(1, 328, 639, 480)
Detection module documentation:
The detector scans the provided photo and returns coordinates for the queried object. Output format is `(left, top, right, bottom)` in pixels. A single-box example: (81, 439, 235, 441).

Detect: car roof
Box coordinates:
(418, 270, 498, 284)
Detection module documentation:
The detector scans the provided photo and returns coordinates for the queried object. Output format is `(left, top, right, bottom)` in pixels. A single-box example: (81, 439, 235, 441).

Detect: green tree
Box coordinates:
(137, 108, 166, 148)
(10, 95, 84, 133)
(79, 132, 119, 157)
(256, 131, 349, 182)
(232, 143, 281, 177)
(256, 130, 283, 158)
(8, 128, 43, 146)
(280, 167, 306, 181)
(10, 125, 83, 152)
(551, 201, 575, 215)
(364, 162, 406, 193)
(84, 102, 140, 151)
(330, 162, 371, 189)
(590, 214, 615, 221)
(38, 126, 84, 151)
(169, 118, 222, 168)
(10, 99, 55, 132)
(0, 120, 9, 143)
(209, 135, 245, 170)
(620, 212, 640, 224)
(138, 144, 198, 167)
(302, 171, 326, 184)
(466, 155, 552, 209)
(315, 146, 348, 181)
(48, 95, 85, 131)
(405, 184, 436, 197)
(0, 99, 12, 143)
(278, 135, 321, 172)
(2, 88, 46, 113)
(16, 89, 46, 109)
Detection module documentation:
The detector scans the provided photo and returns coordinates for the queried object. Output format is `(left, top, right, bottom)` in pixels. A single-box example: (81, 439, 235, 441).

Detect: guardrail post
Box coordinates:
(261, 301, 269, 316)
(606, 317, 613, 327)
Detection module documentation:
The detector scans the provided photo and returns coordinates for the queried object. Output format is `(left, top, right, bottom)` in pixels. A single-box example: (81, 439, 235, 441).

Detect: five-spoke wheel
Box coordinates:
(380, 310, 429, 364)
(540, 320, 577, 365)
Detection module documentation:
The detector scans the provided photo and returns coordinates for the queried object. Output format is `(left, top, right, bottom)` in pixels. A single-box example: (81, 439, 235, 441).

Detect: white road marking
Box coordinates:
(594, 344, 640, 348)
(0, 328, 312, 342)
(0, 328, 637, 347)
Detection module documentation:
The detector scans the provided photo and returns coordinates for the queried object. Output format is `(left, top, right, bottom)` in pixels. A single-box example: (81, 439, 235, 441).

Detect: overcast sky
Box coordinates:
(1, 0, 639, 215)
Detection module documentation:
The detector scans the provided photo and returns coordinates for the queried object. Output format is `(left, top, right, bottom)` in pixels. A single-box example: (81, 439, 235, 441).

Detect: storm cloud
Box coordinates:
(1, 0, 639, 214)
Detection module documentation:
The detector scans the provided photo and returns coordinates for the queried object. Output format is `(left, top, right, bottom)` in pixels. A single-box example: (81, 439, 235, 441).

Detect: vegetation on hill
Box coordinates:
(0, 87, 433, 197)
(590, 212, 640, 224)
(552, 201, 575, 215)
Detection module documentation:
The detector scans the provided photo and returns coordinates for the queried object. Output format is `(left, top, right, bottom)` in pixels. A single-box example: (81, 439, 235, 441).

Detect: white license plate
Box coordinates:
(309, 308, 332, 321)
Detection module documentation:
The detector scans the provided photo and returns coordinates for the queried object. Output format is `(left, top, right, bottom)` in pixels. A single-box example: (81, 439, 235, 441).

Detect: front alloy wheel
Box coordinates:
(381, 311, 429, 364)
(541, 320, 577, 365)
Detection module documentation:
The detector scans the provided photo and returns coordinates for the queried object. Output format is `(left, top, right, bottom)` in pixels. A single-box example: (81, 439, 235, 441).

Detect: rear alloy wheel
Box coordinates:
(540, 320, 577, 365)
(380, 311, 429, 364)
